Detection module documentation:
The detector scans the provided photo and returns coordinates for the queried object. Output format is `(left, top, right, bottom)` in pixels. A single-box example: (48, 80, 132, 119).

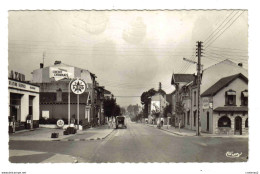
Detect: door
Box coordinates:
(235, 116, 242, 135)
(206, 112, 209, 131)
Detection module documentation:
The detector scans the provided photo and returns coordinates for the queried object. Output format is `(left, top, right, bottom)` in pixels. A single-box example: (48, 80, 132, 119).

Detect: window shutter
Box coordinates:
(225, 92, 228, 105)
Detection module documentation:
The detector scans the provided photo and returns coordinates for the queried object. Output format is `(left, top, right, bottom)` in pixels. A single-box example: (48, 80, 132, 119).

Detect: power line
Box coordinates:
(203, 11, 236, 43)
(204, 11, 246, 48)
(206, 46, 248, 52)
(204, 11, 240, 46)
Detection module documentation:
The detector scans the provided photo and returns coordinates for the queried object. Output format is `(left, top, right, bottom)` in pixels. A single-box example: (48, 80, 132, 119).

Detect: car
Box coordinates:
(115, 116, 127, 129)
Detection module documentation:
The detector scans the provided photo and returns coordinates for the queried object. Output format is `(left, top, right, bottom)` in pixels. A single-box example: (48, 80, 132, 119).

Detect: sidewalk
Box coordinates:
(9, 149, 85, 163)
(145, 123, 248, 138)
(9, 125, 114, 141)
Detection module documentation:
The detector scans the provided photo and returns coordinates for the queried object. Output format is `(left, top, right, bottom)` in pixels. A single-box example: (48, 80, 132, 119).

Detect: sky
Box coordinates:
(8, 10, 248, 107)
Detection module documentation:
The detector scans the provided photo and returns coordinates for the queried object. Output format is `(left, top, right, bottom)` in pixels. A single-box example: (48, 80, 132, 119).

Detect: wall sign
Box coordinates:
(71, 79, 86, 95)
(49, 67, 74, 81)
(202, 97, 213, 109)
(9, 79, 39, 93)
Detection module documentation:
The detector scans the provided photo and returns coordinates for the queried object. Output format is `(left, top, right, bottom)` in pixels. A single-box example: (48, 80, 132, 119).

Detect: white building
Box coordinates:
(9, 71, 40, 131)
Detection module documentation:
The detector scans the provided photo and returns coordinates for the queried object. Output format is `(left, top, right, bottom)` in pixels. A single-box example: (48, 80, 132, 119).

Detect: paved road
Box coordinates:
(9, 121, 248, 163)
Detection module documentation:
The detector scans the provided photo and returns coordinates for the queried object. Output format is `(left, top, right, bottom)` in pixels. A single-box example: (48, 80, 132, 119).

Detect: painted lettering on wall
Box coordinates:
(49, 67, 74, 81)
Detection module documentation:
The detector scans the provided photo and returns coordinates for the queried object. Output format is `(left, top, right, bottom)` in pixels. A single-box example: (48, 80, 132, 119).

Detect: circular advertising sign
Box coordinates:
(57, 119, 65, 128)
(71, 79, 86, 95)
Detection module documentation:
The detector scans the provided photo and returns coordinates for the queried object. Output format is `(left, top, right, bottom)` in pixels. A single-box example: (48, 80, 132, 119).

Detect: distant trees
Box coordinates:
(120, 107, 126, 115)
(127, 104, 139, 116)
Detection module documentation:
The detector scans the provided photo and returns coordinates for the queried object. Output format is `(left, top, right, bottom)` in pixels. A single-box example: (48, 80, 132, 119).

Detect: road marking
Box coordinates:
(194, 142, 208, 146)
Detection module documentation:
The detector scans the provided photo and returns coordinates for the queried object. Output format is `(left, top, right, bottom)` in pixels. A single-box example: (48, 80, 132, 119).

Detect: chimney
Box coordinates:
(159, 82, 162, 90)
(54, 61, 61, 65)
(238, 63, 243, 67)
(40, 63, 44, 69)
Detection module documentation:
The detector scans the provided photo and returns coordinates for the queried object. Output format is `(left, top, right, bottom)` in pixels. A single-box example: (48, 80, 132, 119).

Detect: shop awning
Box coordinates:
(227, 91, 236, 95)
(214, 106, 248, 112)
(242, 91, 248, 97)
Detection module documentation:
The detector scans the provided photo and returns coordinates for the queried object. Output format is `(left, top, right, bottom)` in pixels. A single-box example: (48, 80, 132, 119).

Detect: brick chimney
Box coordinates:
(54, 61, 61, 65)
(40, 63, 44, 69)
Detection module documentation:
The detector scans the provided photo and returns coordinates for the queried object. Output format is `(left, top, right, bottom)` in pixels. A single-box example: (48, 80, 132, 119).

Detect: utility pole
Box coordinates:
(196, 41, 203, 136)
(183, 41, 203, 136)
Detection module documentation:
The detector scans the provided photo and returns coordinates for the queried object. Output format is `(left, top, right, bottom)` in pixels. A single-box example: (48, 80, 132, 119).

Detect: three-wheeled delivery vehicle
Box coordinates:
(115, 116, 127, 129)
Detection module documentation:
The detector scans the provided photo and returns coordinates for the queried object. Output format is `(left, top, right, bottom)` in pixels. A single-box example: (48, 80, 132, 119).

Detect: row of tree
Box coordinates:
(103, 97, 124, 119)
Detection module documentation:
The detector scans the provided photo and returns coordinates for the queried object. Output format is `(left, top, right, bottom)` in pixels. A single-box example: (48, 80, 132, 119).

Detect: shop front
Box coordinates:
(8, 78, 40, 132)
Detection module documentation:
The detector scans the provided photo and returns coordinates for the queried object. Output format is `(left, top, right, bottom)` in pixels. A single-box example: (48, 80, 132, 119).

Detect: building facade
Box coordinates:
(201, 73, 248, 135)
(8, 71, 40, 131)
(31, 61, 101, 127)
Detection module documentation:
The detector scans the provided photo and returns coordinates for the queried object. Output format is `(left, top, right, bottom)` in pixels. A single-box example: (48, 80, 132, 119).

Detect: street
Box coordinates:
(9, 120, 248, 163)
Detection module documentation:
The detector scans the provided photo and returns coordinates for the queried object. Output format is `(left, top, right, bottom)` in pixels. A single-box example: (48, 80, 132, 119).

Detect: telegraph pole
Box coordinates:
(196, 41, 203, 136)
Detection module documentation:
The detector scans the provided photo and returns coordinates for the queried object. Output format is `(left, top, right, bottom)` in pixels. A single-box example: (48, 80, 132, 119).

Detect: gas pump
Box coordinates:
(26, 115, 33, 130)
(9, 116, 16, 133)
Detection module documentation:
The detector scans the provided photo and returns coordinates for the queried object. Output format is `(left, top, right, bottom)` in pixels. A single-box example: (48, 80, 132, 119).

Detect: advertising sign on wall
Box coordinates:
(49, 67, 74, 81)
(202, 97, 213, 109)
(151, 101, 160, 112)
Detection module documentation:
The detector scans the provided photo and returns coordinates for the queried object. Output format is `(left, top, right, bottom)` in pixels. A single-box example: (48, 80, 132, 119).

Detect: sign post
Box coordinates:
(70, 79, 86, 130)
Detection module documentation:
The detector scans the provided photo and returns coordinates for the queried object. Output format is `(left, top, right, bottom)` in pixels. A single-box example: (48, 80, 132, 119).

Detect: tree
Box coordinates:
(103, 98, 116, 119)
(163, 104, 172, 118)
(141, 88, 156, 117)
(175, 101, 185, 131)
(113, 104, 121, 116)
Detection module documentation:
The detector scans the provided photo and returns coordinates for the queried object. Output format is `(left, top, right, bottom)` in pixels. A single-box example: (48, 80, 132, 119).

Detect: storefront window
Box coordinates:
(10, 93, 22, 121)
(218, 116, 231, 127)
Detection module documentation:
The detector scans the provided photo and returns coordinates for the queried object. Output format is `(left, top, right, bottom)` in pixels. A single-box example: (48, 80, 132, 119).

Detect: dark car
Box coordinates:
(115, 116, 127, 129)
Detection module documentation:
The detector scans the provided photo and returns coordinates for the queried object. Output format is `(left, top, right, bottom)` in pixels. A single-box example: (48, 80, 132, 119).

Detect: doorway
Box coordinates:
(235, 116, 242, 135)
(206, 112, 209, 131)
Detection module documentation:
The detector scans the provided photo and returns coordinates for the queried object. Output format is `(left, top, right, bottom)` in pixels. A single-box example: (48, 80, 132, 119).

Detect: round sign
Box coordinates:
(71, 79, 86, 95)
(57, 119, 65, 128)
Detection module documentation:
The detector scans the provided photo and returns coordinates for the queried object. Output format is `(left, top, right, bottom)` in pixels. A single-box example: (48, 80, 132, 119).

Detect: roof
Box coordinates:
(200, 59, 248, 94)
(201, 73, 248, 97)
(214, 106, 248, 112)
(171, 74, 195, 85)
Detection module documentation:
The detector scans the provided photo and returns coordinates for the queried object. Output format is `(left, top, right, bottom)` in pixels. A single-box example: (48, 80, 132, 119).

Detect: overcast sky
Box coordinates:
(8, 10, 248, 107)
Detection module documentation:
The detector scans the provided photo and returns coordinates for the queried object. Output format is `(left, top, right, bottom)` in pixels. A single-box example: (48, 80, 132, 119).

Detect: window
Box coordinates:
(241, 90, 248, 106)
(56, 88, 62, 102)
(187, 111, 190, 125)
(225, 90, 236, 106)
(218, 116, 231, 127)
(193, 111, 196, 127)
(245, 118, 248, 128)
(194, 91, 197, 106)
